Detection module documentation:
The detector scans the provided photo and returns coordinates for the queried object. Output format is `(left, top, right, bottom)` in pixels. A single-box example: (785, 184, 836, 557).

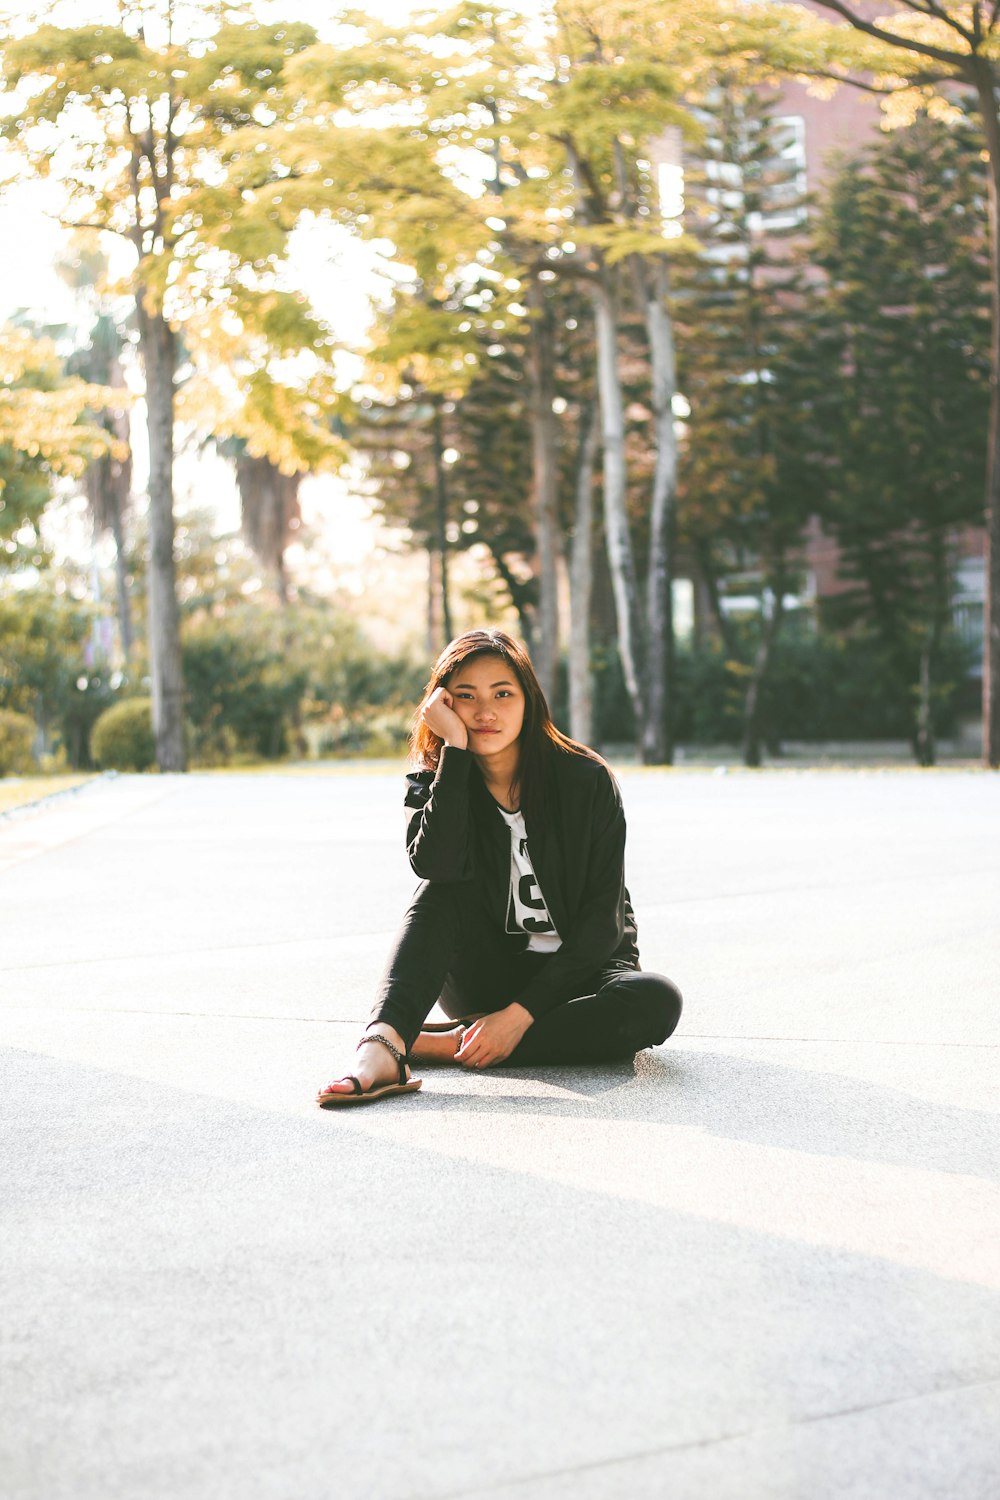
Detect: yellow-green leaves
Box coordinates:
(368, 298, 481, 398)
(0, 325, 122, 486)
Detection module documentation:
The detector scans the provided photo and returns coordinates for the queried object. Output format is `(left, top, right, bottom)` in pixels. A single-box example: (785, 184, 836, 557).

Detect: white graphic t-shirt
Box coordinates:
(495, 804, 562, 953)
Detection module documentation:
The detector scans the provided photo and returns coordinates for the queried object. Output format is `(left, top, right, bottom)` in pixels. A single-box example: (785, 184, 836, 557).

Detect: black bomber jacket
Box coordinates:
(403, 744, 640, 1019)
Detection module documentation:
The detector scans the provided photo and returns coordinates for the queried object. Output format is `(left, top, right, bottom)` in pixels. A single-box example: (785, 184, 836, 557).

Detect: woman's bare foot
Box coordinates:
(318, 1026, 410, 1098)
(409, 1030, 463, 1064)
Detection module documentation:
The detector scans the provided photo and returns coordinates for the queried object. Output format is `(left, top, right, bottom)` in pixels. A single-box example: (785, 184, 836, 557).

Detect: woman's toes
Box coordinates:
(317, 1077, 352, 1097)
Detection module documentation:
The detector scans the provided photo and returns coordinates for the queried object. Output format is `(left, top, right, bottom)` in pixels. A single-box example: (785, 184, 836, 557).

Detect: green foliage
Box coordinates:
(676, 88, 818, 566)
(763, 632, 971, 743)
(0, 708, 36, 774)
(182, 615, 306, 763)
(288, 607, 423, 715)
(90, 698, 155, 772)
(62, 672, 123, 773)
(592, 631, 971, 747)
(812, 112, 988, 581)
(1, 7, 338, 543)
(809, 111, 989, 754)
(307, 704, 415, 759)
(0, 587, 91, 745)
(358, 317, 538, 629)
(549, 58, 690, 157)
(0, 324, 119, 566)
(674, 85, 821, 760)
(179, 603, 426, 764)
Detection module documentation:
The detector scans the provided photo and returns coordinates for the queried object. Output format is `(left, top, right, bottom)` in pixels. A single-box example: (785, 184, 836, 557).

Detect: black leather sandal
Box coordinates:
(316, 1032, 423, 1108)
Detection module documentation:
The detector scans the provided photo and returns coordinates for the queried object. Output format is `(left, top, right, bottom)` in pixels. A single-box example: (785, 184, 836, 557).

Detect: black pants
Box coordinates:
(369, 879, 683, 1065)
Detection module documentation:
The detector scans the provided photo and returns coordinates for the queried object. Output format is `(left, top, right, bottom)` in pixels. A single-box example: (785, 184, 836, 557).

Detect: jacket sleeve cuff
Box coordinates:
(511, 987, 561, 1021)
(434, 743, 474, 781)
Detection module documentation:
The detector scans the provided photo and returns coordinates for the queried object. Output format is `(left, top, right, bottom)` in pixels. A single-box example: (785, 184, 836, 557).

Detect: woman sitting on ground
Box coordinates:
(317, 628, 682, 1105)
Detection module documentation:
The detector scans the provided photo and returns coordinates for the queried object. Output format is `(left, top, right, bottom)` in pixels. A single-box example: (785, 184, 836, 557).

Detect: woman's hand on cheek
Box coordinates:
(421, 687, 469, 749)
(455, 1004, 533, 1068)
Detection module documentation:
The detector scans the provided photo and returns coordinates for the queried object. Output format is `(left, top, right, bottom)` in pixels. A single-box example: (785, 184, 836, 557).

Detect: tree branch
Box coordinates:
(808, 0, 968, 68)
(794, 63, 953, 93)
(556, 131, 607, 223)
(55, 217, 134, 241)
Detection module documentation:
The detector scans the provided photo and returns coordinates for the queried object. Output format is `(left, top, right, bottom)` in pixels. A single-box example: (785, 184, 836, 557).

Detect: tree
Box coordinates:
(764, 0, 1000, 763)
(56, 243, 137, 658)
(232, 450, 302, 604)
(2, 7, 322, 768)
(199, 352, 347, 606)
(810, 112, 989, 762)
(359, 296, 485, 651)
(354, 327, 536, 653)
(268, 56, 500, 647)
(675, 85, 821, 765)
(326, 2, 568, 694)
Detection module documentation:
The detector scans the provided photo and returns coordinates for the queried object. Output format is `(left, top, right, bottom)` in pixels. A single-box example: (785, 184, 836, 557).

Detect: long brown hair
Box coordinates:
(409, 628, 606, 826)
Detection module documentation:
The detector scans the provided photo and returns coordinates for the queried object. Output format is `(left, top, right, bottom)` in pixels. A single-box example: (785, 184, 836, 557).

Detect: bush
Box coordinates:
(91, 698, 156, 771)
(182, 617, 306, 763)
(0, 708, 36, 774)
(182, 605, 426, 765)
(586, 629, 973, 748)
(0, 588, 92, 766)
(62, 672, 122, 770)
(307, 703, 415, 759)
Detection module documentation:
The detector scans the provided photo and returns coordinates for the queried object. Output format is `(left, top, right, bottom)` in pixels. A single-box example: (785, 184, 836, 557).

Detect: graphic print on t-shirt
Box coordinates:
(496, 806, 561, 952)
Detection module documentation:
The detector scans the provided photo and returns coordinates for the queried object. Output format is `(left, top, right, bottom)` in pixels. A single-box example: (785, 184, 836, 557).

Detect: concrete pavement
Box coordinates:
(1, 766, 998, 1499)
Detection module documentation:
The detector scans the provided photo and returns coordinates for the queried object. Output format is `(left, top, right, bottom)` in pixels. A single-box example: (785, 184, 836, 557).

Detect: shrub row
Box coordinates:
(587, 631, 972, 747)
(88, 628, 976, 772)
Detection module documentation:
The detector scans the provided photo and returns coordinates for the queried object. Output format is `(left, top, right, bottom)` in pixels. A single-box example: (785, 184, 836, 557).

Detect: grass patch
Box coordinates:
(0, 774, 96, 815)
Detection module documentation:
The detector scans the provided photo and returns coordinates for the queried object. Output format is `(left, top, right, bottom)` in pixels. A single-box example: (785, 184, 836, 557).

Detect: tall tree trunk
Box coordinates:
(592, 271, 646, 738)
(691, 568, 712, 651)
(431, 399, 454, 646)
(527, 275, 561, 703)
(490, 550, 536, 649)
(858, 553, 922, 755)
(137, 304, 185, 771)
(742, 579, 786, 767)
(914, 534, 950, 767)
(642, 254, 678, 764)
(915, 629, 936, 768)
(564, 134, 646, 748)
(427, 544, 440, 656)
(611, 137, 676, 763)
(569, 398, 600, 744)
(971, 62, 1000, 767)
(695, 541, 740, 659)
(236, 452, 302, 603)
(107, 497, 134, 658)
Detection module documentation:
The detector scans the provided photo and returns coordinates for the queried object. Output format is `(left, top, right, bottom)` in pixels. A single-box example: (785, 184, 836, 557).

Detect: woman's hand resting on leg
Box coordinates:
(455, 1004, 533, 1068)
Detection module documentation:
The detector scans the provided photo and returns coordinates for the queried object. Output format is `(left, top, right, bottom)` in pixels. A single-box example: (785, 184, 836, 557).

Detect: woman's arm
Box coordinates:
(405, 745, 477, 881)
(404, 687, 477, 881)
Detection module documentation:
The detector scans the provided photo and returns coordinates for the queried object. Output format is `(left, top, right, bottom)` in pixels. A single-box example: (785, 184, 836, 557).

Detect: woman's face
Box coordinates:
(445, 652, 525, 758)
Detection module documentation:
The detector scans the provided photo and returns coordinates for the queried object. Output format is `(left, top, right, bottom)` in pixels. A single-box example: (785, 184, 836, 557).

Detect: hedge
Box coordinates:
(90, 698, 156, 772)
(0, 708, 36, 775)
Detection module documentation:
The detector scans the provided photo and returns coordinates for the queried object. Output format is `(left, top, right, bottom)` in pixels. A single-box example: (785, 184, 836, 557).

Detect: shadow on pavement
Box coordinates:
(417, 1047, 999, 1183)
